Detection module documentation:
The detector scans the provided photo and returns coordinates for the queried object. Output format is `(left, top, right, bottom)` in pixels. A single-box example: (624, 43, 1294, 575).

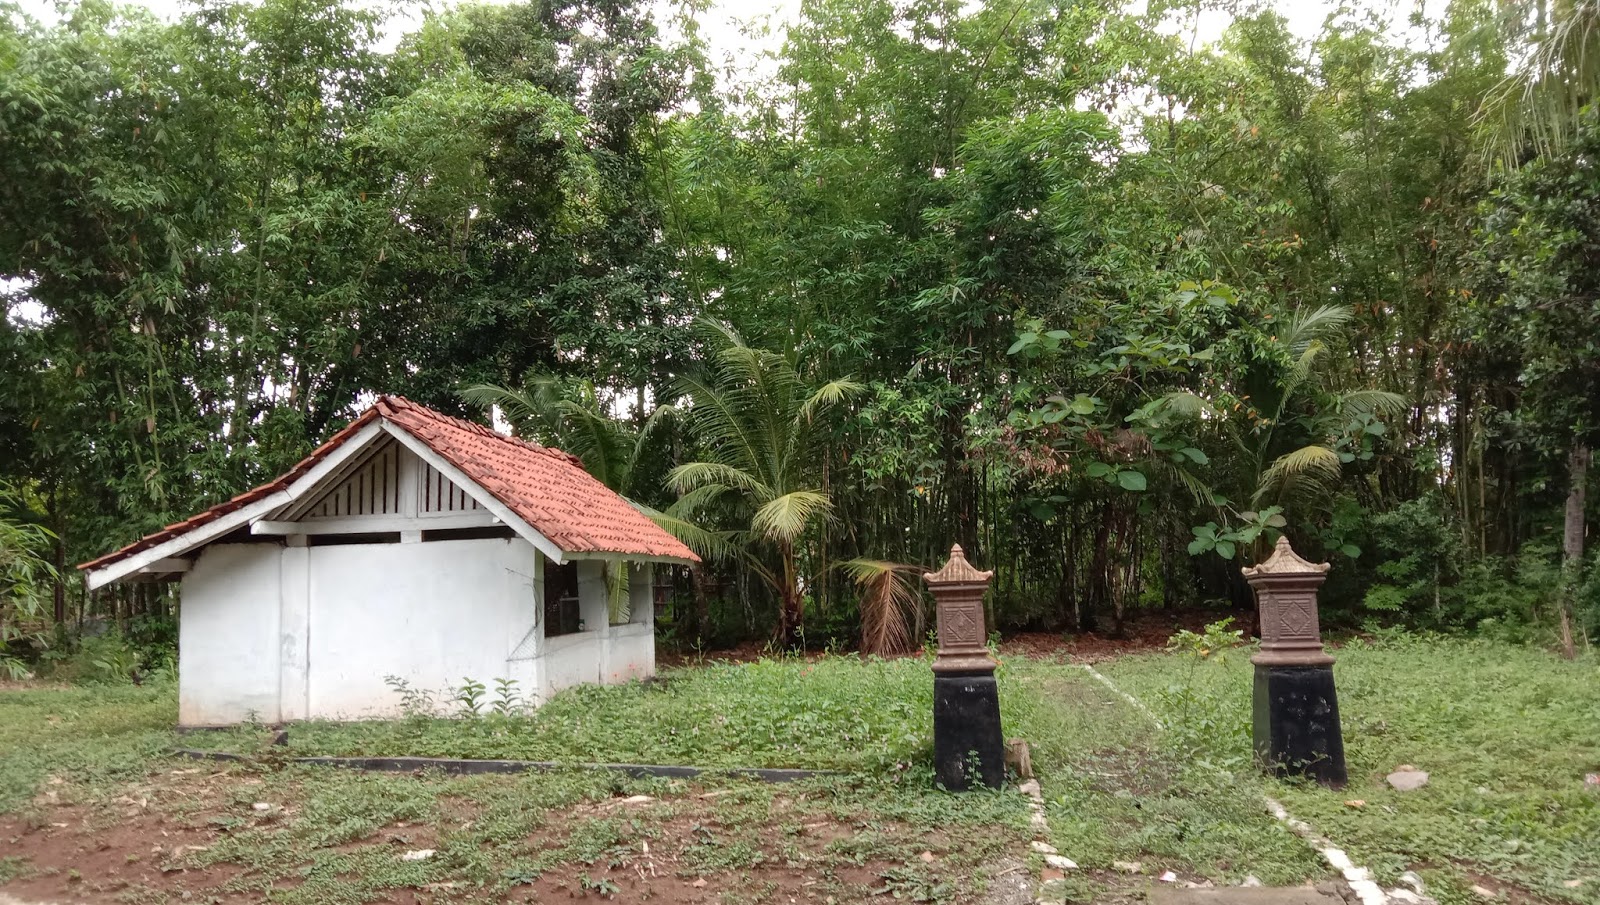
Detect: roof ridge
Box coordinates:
(379, 395, 582, 466)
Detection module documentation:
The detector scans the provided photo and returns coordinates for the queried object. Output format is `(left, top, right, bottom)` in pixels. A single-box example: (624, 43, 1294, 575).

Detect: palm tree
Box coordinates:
(668, 319, 862, 646)
(1, 485, 56, 679)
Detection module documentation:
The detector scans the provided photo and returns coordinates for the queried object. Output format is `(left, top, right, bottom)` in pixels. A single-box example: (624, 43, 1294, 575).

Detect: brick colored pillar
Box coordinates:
(924, 545, 1004, 790)
(1244, 537, 1347, 788)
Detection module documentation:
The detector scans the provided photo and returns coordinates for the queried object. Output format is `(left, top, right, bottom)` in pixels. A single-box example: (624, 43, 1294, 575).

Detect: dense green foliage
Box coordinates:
(3, 0, 1599, 650)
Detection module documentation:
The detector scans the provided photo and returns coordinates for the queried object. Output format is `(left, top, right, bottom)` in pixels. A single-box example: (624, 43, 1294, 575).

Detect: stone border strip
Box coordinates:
(1072, 663, 1434, 905)
(1079, 664, 1164, 728)
(1017, 776, 1076, 902)
(174, 749, 837, 783)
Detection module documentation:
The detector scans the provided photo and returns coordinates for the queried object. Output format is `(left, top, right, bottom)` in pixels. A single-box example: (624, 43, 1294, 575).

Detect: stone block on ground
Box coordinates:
(1386, 769, 1430, 791)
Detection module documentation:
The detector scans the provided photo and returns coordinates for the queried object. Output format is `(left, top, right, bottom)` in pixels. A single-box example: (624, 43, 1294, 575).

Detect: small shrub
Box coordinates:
(384, 675, 436, 719)
(491, 677, 523, 716)
(1165, 617, 1248, 663)
(453, 678, 487, 717)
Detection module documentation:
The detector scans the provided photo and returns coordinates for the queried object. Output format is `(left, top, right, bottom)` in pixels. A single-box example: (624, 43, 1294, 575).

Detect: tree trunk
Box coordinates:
(1557, 442, 1589, 659)
(776, 540, 804, 648)
(688, 563, 713, 647)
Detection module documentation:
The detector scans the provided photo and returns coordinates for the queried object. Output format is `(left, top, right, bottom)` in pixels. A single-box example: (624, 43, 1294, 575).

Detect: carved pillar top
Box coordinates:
(1243, 536, 1334, 667)
(925, 544, 997, 674)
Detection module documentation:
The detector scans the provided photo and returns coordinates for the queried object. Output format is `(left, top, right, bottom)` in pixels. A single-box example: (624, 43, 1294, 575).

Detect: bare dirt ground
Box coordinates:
(1, 763, 1024, 905)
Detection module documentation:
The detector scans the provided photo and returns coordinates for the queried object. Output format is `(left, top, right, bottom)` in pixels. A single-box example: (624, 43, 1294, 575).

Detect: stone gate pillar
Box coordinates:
(1244, 537, 1347, 788)
(924, 544, 1004, 790)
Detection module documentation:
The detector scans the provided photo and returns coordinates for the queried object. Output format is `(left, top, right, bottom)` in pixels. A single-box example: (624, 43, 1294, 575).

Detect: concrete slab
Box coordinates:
(1146, 887, 1346, 905)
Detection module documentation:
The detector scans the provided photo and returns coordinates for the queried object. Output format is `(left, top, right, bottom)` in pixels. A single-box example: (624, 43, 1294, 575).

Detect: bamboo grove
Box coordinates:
(2, 0, 1598, 662)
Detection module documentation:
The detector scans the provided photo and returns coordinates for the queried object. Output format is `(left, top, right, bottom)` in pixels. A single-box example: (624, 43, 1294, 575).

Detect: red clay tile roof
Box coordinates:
(376, 396, 697, 562)
(80, 396, 698, 573)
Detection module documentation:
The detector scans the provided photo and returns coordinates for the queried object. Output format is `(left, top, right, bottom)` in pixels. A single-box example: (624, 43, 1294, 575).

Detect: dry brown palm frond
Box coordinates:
(836, 558, 924, 657)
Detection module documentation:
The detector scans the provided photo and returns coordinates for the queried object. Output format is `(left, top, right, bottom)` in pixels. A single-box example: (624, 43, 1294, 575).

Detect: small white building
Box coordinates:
(79, 396, 698, 726)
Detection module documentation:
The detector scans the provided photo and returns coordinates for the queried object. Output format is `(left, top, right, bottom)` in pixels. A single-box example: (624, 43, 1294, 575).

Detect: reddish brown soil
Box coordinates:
(1, 769, 1000, 905)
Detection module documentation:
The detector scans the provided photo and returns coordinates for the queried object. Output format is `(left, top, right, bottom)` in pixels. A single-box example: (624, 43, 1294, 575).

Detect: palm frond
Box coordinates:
(460, 382, 544, 428)
(634, 502, 742, 562)
(667, 461, 772, 499)
(1164, 461, 1220, 510)
(799, 378, 865, 422)
(461, 379, 629, 489)
(1337, 390, 1408, 419)
(1477, 1, 1600, 163)
(1255, 444, 1343, 506)
(1151, 391, 1219, 421)
(665, 483, 731, 516)
(1281, 304, 1352, 358)
(674, 370, 771, 481)
(834, 558, 923, 656)
(604, 562, 630, 625)
(693, 316, 750, 353)
(750, 489, 832, 543)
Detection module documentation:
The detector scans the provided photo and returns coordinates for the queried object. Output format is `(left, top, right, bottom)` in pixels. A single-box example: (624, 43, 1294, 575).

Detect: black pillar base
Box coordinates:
(1252, 664, 1347, 788)
(933, 671, 1005, 790)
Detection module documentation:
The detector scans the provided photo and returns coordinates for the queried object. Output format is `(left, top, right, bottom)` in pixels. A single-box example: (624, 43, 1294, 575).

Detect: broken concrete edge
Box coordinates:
(171, 749, 841, 784)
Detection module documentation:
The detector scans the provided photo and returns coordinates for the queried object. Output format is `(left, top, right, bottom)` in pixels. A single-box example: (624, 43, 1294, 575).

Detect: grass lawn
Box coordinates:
(1101, 635, 1600, 905)
(1, 636, 1596, 904)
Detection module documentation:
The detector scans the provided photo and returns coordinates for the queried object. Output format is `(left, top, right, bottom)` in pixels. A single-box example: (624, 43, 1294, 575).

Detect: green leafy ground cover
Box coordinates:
(2, 639, 1596, 904)
(1102, 636, 1600, 905)
(0, 682, 175, 811)
(181, 657, 945, 772)
(0, 670, 1034, 903)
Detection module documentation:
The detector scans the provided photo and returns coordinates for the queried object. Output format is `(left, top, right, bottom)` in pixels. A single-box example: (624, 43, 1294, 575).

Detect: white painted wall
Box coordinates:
(605, 563, 655, 683)
(305, 537, 539, 719)
(178, 544, 284, 726)
(174, 508, 660, 723)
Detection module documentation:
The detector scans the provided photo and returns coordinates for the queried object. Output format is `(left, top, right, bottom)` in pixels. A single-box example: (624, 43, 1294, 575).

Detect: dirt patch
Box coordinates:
(508, 803, 958, 905)
(1001, 609, 1254, 663)
(3, 767, 1016, 905)
(0, 803, 248, 904)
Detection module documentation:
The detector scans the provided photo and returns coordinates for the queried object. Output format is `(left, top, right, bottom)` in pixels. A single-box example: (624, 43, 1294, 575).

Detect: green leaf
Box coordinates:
(1070, 394, 1097, 415)
(1214, 540, 1236, 559)
(1187, 538, 1210, 555)
(1339, 544, 1362, 558)
(1086, 462, 1114, 478)
(1180, 447, 1209, 465)
(1117, 470, 1147, 492)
